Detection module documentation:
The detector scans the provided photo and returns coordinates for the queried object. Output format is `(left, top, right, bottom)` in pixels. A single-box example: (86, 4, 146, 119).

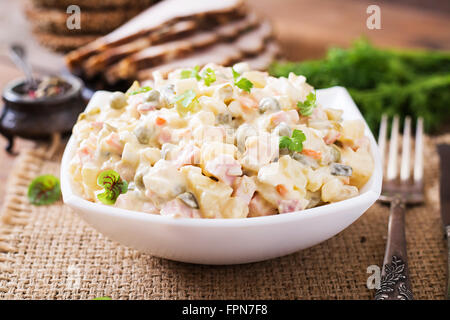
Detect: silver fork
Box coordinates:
(375, 115, 424, 300)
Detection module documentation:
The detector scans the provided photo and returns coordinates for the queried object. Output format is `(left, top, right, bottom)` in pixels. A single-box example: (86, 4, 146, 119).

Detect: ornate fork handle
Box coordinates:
(375, 197, 413, 300)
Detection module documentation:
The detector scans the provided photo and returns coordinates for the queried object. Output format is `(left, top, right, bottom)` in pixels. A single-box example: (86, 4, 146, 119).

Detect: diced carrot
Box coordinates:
(302, 149, 322, 160)
(155, 117, 166, 126)
(79, 147, 90, 156)
(276, 184, 288, 196)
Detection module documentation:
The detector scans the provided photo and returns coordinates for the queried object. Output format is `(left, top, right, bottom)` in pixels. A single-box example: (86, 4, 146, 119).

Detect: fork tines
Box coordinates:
(378, 115, 424, 183)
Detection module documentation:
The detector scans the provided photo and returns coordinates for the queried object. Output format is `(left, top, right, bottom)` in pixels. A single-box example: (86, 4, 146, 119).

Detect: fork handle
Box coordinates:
(446, 226, 450, 300)
(375, 197, 413, 300)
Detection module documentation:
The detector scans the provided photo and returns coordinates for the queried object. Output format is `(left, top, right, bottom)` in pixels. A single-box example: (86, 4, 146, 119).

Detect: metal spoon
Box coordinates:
(9, 43, 37, 89)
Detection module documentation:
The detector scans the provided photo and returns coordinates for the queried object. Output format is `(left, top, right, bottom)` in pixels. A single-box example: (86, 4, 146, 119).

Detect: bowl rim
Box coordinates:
(61, 86, 382, 228)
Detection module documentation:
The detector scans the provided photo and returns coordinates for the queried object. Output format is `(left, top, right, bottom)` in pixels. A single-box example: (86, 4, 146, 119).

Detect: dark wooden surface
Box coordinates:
(1, 0, 449, 206)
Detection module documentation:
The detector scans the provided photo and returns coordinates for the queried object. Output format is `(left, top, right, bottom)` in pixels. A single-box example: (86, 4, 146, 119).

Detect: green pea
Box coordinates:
(109, 92, 127, 110)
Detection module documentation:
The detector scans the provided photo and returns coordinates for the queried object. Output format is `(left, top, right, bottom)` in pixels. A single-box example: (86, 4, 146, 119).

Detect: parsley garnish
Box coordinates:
(180, 66, 202, 81)
(96, 170, 128, 205)
(202, 68, 216, 86)
(128, 86, 152, 96)
(232, 68, 253, 93)
(181, 66, 217, 86)
(297, 91, 317, 116)
(27, 175, 61, 206)
(279, 129, 307, 152)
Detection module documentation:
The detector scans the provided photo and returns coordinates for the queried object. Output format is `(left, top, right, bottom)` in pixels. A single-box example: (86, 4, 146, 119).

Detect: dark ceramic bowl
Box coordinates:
(0, 74, 85, 153)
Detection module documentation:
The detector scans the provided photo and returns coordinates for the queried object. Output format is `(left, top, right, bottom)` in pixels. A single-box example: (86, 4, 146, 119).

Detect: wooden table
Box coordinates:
(1, 0, 449, 206)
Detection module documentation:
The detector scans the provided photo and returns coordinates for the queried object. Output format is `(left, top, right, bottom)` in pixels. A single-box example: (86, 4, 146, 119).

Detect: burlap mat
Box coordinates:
(0, 135, 448, 300)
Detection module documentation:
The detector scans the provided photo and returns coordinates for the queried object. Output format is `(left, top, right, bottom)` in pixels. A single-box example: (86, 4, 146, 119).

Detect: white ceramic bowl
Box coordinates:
(61, 86, 382, 265)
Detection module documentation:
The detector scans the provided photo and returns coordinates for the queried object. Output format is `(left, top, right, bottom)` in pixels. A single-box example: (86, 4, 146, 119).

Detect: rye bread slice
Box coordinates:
(82, 20, 198, 78)
(132, 21, 273, 82)
(32, 30, 99, 53)
(25, 2, 144, 35)
(30, 0, 156, 10)
(96, 13, 258, 80)
(65, 0, 245, 69)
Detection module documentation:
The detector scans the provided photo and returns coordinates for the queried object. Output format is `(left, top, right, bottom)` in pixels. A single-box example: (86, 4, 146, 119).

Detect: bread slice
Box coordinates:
(108, 16, 266, 82)
(133, 21, 273, 81)
(81, 20, 198, 78)
(94, 13, 258, 81)
(65, 0, 245, 69)
(244, 41, 280, 70)
(32, 30, 99, 53)
(31, 0, 156, 10)
(25, 2, 144, 35)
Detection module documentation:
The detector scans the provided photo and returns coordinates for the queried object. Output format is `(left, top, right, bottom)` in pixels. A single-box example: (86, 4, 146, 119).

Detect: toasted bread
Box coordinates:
(90, 13, 258, 79)
(108, 16, 266, 82)
(133, 21, 273, 81)
(31, 0, 156, 10)
(33, 30, 99, 53)
(65, 0, 245, 69)
(26, 2, 144, 35)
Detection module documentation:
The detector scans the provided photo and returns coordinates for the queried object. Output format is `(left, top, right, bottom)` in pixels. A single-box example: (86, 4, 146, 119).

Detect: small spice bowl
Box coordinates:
(0, 74, 85, 153)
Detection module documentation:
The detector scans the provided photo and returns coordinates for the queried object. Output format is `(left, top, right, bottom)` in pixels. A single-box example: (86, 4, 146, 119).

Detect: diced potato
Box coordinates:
(181, 166, 233, 218)
(340, 120, 365, 144)
(198, 96, 228, 115)
(321, 177, 358, 203)
(242, 71, 267, 88)
(143, 160, 186, 202)
(341, 146, 374, 188)
(241, 132, 278, 172)
(277, 95, 293, 111)
(256, 156, 307, 205)
(200, 142, 237, 168)
(121, 142, 139, 168)
(222, 197, 249, 218)
(305, 167, 328, 192)
(298, 125, 327, 152)
(139, 147, 161, 165)
(81, 164, 101, 199)
(232, 62, 250, 74)
(324, 108, 343, 121)
(227, 100, 243, 118)
(174, 78, 199, 95)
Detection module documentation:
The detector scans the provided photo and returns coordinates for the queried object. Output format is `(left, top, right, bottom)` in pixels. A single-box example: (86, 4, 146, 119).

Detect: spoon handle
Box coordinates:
(9, 44, 36, 87)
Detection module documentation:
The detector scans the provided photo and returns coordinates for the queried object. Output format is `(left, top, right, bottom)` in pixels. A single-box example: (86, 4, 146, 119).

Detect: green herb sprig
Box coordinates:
(202, 68, 216, 86)
(232, 68, 253, 93)
(181, 66, 202, 81)
(27, 175, 61, 206)
(279, 129, 307, 152)
(297, 91, 317, 116)
(128, 86, 152, 96)
(96, 170, 128, 205)
(269, 38, 450, 132)
(180, 66, 217, 86)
